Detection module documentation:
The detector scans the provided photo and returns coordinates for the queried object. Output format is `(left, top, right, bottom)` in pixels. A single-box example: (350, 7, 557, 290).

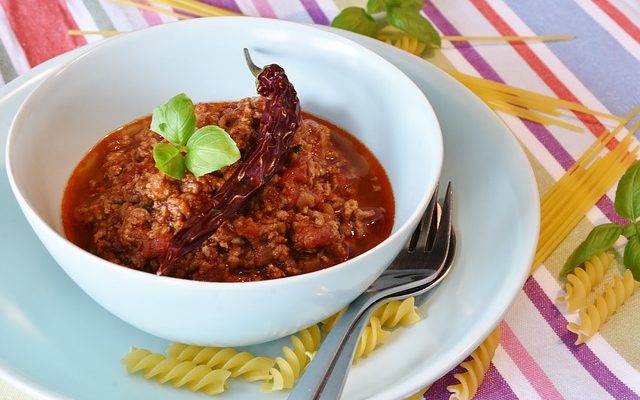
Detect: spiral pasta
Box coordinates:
(262, 324, 323, 391)
(322, 297, 420, 332)
(353, 316, 391, 362)
(165, 343, 274, 382)
(382, 35, 427, 56)
(372, 297, 421, 329)
(122, 347, 231, 395)
(557, 252, 613, 312)
(568, 269, 636, 344)
(320, 308, 345, 332)
(447, 326, 501, 400)
(125, 297, 422, 394)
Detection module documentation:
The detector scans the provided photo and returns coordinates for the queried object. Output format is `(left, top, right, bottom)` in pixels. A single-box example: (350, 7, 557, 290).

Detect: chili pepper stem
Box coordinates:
(243, 48, 263, 77)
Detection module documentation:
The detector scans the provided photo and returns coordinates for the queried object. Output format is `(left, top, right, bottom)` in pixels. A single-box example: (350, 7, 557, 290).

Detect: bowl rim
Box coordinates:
(5, 16, 443, 288)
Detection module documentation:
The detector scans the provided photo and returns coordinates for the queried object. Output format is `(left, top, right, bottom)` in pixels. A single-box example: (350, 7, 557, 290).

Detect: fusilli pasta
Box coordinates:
(165, 343, 274, 381)
(125, 296, 423, 394)
(353, 316, 390, 362)
(372, 297, 422, 329)
(557, 252, 613, 312)
(382, 35, 427, 56)
(262, 325, 322, 391)
(567, 269, 636, 344)
(122, 347, 231, 395)
(320, 308, 345, 332)
(447, 326, 501, 400)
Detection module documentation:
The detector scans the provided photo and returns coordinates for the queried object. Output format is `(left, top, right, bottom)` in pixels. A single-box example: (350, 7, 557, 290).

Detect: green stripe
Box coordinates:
(0, 38, 17, 83)
(82, 0, 117, 31)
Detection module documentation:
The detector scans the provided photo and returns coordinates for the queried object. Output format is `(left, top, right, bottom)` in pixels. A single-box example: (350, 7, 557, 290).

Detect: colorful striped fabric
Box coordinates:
(1, 1, 639, 399)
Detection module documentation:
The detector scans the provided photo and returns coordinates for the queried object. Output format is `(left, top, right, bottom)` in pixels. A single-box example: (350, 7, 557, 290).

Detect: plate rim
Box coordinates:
(0, 25, 540, 400)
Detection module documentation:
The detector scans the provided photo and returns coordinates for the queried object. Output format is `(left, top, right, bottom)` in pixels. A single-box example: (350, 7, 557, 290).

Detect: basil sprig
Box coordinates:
(331, 0, 441, 49)
(150, 93, 240, 179)
(560, 161, 640, 280)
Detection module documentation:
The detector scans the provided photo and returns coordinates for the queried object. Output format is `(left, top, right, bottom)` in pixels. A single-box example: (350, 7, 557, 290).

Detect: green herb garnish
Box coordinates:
(331, 0, 441, 49)
(150, 93, 240, 179)
(560, 161, 640, 280)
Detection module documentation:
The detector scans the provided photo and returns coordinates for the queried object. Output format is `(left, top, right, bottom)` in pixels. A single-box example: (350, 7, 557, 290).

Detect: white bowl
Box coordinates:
(5, 17, 442, 346)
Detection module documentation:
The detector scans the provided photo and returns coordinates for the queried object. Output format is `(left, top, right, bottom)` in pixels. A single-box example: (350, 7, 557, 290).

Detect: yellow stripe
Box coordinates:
(442, 35, 574, 42)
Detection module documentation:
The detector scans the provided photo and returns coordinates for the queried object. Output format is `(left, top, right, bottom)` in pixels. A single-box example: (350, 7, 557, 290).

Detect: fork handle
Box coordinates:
(312, 304, 377, 399)
(287, 293, 377, 400)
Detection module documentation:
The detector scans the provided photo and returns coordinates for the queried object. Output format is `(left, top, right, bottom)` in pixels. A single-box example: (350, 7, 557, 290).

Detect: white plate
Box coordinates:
(0, 28, 539, 400)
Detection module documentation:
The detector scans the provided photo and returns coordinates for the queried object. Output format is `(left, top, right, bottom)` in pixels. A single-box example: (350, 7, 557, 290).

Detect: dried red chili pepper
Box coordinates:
(158, 50, 301, 275)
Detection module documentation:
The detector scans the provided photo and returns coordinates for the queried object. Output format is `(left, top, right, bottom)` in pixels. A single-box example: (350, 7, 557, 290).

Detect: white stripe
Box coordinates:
(65, 0, 104, 44)
(97, 0, 153, 32)
(315, 0, 340, 19)
(491, 345, 543, 400)
(505, 278, 613, 399)
(269, 1, 312, 23)
(432, 2, 574, 180)
(534, 267, 640, 395)
(235, 0, 260, 17)
(442, 0, 638, 227)
(0, 6, 30, 75)
(618, 0, 640, 22)
(574, 0, 640, 64)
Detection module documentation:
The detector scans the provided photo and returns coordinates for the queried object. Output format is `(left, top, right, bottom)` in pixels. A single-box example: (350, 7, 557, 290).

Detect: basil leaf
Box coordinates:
(560, 223, 622, 278)
(185, 125, 241, 177)
(384, 0, 424, 11)
(624, 236, 640, 281)
(622, 222, 640, 238)
(150, 93, 196, 146)
(387, 8, 441, 47)
(367, 0, 385, 13)
(153, 142, 185, 179)
(614, 160, 640, 221)
(331, 7, 379, 38)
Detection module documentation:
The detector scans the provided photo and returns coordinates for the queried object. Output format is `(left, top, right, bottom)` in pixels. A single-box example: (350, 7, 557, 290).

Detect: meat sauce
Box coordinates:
(62, 98, 394, 282)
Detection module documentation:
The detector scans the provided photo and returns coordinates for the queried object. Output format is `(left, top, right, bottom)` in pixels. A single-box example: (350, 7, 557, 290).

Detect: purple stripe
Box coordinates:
(423, 363, 517, 399)
(299, 0, 330, 25)
(423, 364, 464, 399)
(475, 365, 518, 400)
(423, 1, 573, 170)
(422, 1, 624, 224)
(524, 276, 640, 399)
(201, 0, 241, 13)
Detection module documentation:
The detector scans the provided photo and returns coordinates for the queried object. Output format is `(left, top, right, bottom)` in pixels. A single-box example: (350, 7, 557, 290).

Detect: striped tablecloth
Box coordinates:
(1, 1, 639, 399)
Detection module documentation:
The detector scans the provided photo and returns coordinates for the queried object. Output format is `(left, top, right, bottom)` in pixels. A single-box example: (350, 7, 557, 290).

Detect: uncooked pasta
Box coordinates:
(568, 269, 636, 344)
(121, 347, 231, 395)
(447, 326, 501, 400)
(557, 252, 614, 312)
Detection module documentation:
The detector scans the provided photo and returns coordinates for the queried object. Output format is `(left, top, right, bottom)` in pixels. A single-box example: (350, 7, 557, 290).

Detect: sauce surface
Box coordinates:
(62, 98, 394, 282)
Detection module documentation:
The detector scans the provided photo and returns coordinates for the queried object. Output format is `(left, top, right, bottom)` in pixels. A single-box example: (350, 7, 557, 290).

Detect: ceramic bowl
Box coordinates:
(5, 17, 442, 346)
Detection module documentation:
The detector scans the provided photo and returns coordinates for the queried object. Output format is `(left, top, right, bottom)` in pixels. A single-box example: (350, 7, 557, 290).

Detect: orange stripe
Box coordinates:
(470, 0, 617, 148)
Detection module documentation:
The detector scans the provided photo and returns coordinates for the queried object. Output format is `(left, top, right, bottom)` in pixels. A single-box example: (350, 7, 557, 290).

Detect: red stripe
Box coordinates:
(500, 321, 564, 400)
(470, 0, 615, 146)
(592, 0, 640, 42)
(0, 0, 86, 67)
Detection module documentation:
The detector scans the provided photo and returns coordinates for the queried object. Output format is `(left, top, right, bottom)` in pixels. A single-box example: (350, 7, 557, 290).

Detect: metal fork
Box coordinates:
(288, 183, 455, 400)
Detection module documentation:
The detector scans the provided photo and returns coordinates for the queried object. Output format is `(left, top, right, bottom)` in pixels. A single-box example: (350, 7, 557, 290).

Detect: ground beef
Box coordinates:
(63, 97, 393, 282)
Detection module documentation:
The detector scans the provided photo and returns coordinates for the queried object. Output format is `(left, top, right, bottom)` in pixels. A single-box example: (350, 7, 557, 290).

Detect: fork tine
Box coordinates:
(426, 182, 453, 257)
(406, 184, 439, 252)
(412, 185, 441, 252)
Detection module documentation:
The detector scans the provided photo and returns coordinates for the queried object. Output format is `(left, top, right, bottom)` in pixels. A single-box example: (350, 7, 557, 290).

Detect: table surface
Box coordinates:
(1, 1, 639, 399)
